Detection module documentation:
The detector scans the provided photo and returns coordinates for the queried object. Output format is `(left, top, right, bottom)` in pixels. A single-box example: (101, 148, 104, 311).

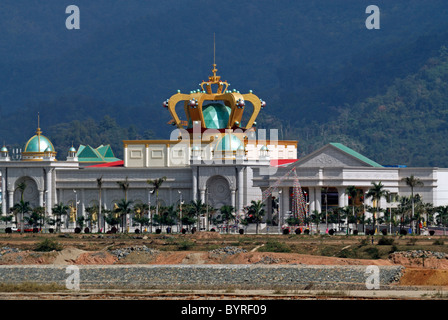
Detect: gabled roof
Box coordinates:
(329, 143, 383, 167)
(76, 144, 121, 163)
(290, 143, 383, 168)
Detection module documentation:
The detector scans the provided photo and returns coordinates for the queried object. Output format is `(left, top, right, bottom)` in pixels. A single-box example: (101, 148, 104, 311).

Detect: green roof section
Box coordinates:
(76, 144, 120, 163)
(330, 143, 383, 167)
(24, 135, 55, 152)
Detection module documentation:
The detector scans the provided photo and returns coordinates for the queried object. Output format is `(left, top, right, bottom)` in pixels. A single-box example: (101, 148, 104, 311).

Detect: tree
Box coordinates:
(247, 200, 265, 234)
(97, 176, 103, 232)
(133, 202, 149, 232)
(189, 199, 206, 230)
(309, 210, 324, 234)
(219, 205, 235, 233)
(104, 209, 120, 231)
(12, 200, 31, 234)
(52, 203, 69, 233)
(147, 176, 166, 233)
(116, 177, 131, 231)
(365, 181, 389, 234)
(26, 207, 45, 230)
(14, 182, 27, 234)
(114, 199, 133, 233)
(436, 205, 448, 236)
(345, 186, 360, 235)
(402, 175, 424, 234)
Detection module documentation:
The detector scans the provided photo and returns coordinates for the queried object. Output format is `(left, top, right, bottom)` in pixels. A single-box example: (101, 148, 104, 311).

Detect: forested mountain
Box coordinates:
(296, 48, 448, 167)
(1, 1, 448, 165)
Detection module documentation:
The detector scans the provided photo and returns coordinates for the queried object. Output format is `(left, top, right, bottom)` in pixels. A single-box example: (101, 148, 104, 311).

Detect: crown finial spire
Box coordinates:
(36, 112, 42, 135)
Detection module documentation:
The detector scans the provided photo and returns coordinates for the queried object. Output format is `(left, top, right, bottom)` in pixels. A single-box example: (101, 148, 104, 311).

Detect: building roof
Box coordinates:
(76, 144, 121, 163)
(24, 133, 55, 153)
(329, 143, 383, 168)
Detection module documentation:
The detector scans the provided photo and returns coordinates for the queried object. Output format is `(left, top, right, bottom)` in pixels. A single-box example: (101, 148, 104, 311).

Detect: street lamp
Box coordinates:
(148, 189, 154, 233)
(178, 190, 182, 232)
(73, 189, 77, 230)
(278, 189, 282, 234)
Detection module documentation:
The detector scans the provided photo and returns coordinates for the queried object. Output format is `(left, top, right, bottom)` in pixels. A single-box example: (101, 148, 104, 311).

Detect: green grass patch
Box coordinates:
(258, 240, 291, 253)
(34, 239, 63, 252)
(0, 282, 66, 292)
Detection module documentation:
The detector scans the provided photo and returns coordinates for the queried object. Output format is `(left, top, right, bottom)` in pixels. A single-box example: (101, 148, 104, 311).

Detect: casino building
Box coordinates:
(1, 62, 447, 232)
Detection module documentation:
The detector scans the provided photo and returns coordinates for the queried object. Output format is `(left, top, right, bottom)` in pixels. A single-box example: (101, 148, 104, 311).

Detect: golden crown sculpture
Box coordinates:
(163, 62, 266, 132)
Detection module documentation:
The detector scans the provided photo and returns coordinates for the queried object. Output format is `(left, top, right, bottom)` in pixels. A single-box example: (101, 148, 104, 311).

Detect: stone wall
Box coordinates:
(0, 265, 404, 290)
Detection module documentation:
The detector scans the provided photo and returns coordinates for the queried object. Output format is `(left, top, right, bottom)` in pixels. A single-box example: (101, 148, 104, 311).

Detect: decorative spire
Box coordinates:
(36, 112, 42, 136)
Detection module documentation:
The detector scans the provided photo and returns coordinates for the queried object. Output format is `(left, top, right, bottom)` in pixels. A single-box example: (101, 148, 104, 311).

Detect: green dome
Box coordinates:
(24, 134, 55, 153)
(202, 103, 231, 129)
(216, 134, 243, 151)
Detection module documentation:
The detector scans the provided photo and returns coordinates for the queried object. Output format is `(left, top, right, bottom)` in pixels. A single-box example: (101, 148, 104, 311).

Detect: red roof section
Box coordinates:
(86, 160, 124, 168)
(270, 159, 298, 167)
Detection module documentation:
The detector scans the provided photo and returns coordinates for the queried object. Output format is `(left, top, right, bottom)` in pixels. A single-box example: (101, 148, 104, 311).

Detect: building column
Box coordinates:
(39, 191, 44, 208)
(200, 189, 205, 203)
(237, 167, 244, 214)
(46, 169, 53, 214)
(192, 167, 198, 201)
(338, 187, 346, 208)
(1, 169, 6, 215)
(231, 190, 236, 209)
(8, 191, 13, 213)
(308, 187, 315, 213)
(315, 187, 322, 213)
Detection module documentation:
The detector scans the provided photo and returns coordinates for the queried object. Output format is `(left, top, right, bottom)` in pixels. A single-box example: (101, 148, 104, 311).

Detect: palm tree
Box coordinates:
(345, 186, 359, 235)
(52, 203, 69, 233)
(116, 177, 131, 230)
(190, 199, 206, 230)
(402, 175, 424, 234)
(116, 176, 130, 201)
(437, 205, 448, 236)
(147, 176, 166, 232)
(115, 199, 133, 233)
(365, 181, 389, 235)
(309, 210, 324, 234)
(12, 200, 32, 233)
(97, 176, 103, 232)
(15, 182, 27, 234)
(219, 205, 235, 233)
(248, 200, 265, 234)
(133, 203, 149, 232)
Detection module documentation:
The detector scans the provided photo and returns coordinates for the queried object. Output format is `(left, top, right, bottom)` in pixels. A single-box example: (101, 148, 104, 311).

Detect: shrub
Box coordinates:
(378, 236, 394, 245)
(282, 229, 290, 235)
(111, 226, 117, 233)
(353, 230, 358, 235)
(177, 239, 195, 251)
(429, 230, 435, 236)
(84, 227, 90, 233)
(74, 227, 81, 234)
(433, 239, 444, 245)
(5, 227, 12, 234)
(304, 229, 310, 235)
(364, 247, 380, 259)
(34, 239, 63, 252)
(259, 240, 291, 253)
(381, 229, 387, 235)
(328, 229, 335, 235)
(295, 228, 301, 235)
(48, 228, 54, 233)
(239, 229, 244, 235)
(135, 229, 140, 234)
(399, 229, 407, 236)
(155, 228, 162, 234)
